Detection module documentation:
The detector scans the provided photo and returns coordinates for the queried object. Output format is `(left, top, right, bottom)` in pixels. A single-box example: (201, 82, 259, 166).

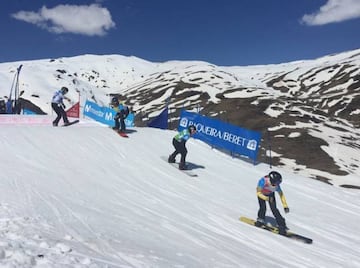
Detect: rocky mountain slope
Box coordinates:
(0, 49, 359, 187)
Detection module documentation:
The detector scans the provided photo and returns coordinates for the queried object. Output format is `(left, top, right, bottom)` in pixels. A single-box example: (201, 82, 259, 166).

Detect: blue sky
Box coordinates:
(1, 0, 359, 66)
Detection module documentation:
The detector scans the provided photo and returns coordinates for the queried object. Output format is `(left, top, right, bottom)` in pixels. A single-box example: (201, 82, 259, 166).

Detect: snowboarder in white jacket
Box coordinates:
(51, 87, 70, 126)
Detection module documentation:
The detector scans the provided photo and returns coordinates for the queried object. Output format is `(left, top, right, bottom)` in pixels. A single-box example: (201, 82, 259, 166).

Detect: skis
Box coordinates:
(240, 216, 313, 244)
(160, 156, 198, 177)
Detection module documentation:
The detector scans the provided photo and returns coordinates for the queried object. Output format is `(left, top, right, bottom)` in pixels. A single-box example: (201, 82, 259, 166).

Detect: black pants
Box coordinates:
(169, 138, 187, 165)
(114, 111, 126, 131)
(52, 103, 69, 125)
(257, 192, 286, 227)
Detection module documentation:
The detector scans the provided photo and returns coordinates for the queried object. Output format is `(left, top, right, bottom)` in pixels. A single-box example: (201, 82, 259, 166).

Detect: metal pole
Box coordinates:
(14, 65, 23, 114)
(267, 129, 273, 169)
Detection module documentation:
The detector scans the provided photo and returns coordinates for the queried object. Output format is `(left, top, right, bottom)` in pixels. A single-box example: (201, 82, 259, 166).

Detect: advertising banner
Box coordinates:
(83, 100, 134, 127)
(178, 110, 261, 161)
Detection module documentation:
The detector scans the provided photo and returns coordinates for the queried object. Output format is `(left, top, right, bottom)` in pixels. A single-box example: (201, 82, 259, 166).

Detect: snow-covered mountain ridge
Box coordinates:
(0, 49, 359, 187)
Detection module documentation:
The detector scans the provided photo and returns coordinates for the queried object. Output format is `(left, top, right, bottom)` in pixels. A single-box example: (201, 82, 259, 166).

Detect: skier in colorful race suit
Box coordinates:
(110, 97, 129, 133)
(256, 171, 290, 235)
(51, 87, 70, 126)
(168, 125, 197, 170)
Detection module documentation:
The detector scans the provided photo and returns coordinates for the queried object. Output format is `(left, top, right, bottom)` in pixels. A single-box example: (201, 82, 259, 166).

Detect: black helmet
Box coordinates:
(269, 171, 282, 185)
(61, 87, 68, 94)
(188, 125, 196, 133)
(111, 97, 119, 105)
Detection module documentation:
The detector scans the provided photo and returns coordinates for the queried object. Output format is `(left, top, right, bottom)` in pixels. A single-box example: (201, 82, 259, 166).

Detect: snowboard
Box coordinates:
(62, 120, 79, 127)
(117, 131, 129, 138)
(239, 216, 313, 244)
(113, 129, 128, 138)
(160, 156, 198, 177)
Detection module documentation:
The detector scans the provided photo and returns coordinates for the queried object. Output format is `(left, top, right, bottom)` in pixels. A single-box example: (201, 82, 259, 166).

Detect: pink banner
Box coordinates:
(0, 115, 53, 125)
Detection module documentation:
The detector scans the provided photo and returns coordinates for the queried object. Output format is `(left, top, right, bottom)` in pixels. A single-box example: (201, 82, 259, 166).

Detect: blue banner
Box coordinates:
(83, 100, 134, 127)
(23, 109, 36, 115)
(148, 107, 168, 129)
(6, 100, 13, 114)
(178, 110, 261, 161)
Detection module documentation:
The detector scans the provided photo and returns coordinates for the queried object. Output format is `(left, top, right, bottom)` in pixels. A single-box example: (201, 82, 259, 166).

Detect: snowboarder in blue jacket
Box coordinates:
(168, 125, 196, 170)
(51, 87, 70, 126)
(255, 171, 290, 235)
(110, 97, 129, 133)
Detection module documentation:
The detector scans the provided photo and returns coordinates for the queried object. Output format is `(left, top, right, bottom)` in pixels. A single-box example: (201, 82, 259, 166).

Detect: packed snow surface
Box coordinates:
(0, 119, 359, 267)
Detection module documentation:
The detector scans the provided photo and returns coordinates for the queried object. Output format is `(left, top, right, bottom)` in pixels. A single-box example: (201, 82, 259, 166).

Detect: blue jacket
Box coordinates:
(112, 103, 128, 113)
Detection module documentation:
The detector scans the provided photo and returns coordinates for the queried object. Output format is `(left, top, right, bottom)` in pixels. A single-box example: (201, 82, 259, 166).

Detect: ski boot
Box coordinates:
(278, 225, 287, 235)
(255, 218, 265, 227)
(168, 156, 176, 163)
(179, 162, 186, 170)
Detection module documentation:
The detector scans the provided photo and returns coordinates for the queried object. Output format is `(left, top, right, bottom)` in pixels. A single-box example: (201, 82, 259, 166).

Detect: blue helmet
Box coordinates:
(111, 97, 119, 106)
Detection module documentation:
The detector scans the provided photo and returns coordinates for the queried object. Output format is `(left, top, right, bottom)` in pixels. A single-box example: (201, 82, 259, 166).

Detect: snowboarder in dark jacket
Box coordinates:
(168, 125, 196, 170)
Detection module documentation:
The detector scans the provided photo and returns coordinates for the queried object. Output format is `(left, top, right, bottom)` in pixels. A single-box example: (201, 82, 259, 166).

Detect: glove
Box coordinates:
(284, 207, 290, 213)
(268, 196, 275, 203)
